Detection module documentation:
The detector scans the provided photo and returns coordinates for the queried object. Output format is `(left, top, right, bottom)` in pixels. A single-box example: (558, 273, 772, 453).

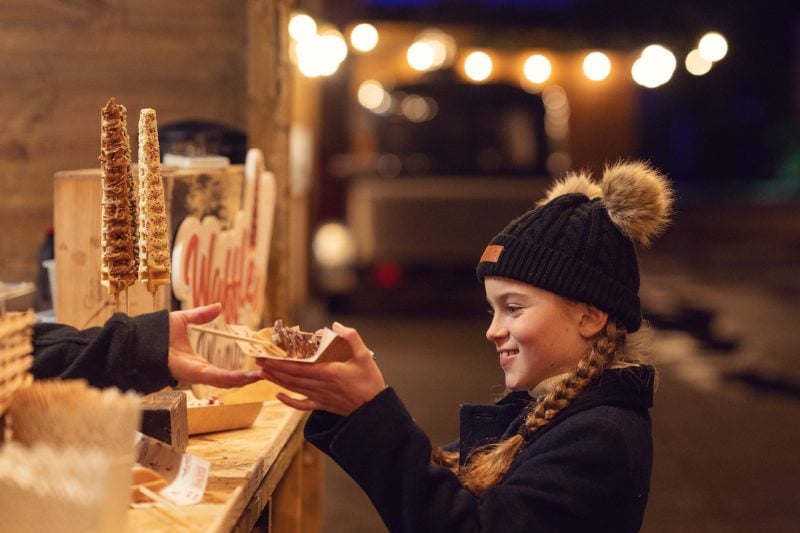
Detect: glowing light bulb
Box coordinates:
(350, 23, 379, 52)
(296, 34, 344, 77)
(288, 13, 316, 42)
(631, 44, 676, 88)
(464, 51, 493, 82)
(698, 32, 728, 62)
(407, 41, 436, 71)
(523, 54, 552, 84)
(583, 51, 611, 81)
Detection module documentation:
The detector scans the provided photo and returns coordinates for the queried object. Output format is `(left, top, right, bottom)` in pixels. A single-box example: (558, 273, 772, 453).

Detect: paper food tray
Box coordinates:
(228, 325, 352, 363)
(187, 402, 263, 435)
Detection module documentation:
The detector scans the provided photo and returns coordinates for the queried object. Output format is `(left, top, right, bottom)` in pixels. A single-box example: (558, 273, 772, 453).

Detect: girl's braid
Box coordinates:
(452, 321, 626, 494)
(520, 321, 624, 437)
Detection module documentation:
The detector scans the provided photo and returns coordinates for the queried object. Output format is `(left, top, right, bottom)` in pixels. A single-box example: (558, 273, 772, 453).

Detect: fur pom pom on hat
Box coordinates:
(477, 161, 674, 332)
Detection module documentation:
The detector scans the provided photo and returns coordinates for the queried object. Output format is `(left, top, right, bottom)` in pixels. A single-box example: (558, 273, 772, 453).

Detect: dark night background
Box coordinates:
(318, 0, 800, 202)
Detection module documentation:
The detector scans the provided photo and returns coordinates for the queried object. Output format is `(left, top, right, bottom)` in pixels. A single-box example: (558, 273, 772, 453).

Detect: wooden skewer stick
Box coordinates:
(188, 324, 287, 357)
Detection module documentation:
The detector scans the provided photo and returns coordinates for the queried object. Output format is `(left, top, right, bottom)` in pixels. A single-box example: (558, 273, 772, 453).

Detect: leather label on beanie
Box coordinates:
(480, 244, 504, 263)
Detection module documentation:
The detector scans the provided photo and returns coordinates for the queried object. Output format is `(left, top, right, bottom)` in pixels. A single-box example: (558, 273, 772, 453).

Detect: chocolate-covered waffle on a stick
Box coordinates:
(137, 108, 170, 297)
(99, 98, 138, 299)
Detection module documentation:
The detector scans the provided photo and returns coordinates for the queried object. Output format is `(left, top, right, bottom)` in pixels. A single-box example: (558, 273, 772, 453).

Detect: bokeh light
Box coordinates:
(583, 51, 611, 81)
(319, 28, 348, 64)
(418, 29, 456, 68)
(288, 13, 317, 42)
(523, 54, 552, 84)
(685, 49, 713, 76)
(407, 41, 437, 71)
(357, 80, 392, 114)
(296, 34, 344, 77)
(631, 44, 677, 88)
(698, 32, 728, 62)
(401, 94, 437, 122)
(464, 51, 493, 82)
(350, 23, 379, 53)
(542, 85, 570, 141)
(312, 222, 357, 269)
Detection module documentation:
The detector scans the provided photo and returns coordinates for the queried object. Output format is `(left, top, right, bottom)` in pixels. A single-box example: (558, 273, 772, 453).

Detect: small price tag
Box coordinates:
(135, 433, 210, 506)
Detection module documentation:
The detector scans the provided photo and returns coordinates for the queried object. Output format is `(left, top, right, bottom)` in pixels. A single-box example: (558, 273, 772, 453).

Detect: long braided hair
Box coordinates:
(432, 321, 628, 494)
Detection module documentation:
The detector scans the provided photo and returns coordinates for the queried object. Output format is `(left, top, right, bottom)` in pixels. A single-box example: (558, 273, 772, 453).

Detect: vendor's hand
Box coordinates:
(168, 303, 261, 388)
(255, 322, 386, 416)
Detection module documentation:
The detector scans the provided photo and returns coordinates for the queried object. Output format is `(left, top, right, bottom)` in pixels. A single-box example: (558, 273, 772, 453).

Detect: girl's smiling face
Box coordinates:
(484, 276, 604, 391)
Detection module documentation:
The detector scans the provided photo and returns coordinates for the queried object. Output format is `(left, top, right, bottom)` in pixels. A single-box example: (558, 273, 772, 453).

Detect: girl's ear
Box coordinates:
(578, 305, 608, 338)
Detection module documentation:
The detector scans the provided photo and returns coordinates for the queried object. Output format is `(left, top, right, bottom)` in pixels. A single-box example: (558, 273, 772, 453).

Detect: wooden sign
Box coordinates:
(172, 149, 275, 329)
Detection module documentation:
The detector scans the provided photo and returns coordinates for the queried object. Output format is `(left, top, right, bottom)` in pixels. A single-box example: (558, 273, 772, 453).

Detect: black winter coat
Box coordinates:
(305, 366, 655, 533)
(31, 311, 176, 394)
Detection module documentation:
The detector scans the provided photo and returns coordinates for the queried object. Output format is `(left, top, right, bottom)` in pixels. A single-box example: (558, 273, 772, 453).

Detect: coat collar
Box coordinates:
(457, 366, 655, 464)
(458, 395, 530, 466)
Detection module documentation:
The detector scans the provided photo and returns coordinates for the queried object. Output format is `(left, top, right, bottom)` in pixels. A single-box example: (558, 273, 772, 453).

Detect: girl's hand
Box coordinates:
(254, 322, 386, 416)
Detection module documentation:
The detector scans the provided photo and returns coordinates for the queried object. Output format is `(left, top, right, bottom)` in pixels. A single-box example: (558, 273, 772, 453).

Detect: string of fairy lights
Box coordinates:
(293, 12, 734, 264)
(288, 11, 729, 90)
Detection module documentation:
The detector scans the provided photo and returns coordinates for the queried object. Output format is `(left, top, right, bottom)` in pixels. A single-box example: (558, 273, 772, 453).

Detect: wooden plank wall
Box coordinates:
(0, 0, 294, 324)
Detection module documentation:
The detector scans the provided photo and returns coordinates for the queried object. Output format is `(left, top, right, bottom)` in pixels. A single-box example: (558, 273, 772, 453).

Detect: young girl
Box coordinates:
(257, 161, 673, 533)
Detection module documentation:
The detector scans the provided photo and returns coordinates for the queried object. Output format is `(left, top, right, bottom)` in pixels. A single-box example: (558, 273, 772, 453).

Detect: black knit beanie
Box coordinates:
(476, 162, 673, 333)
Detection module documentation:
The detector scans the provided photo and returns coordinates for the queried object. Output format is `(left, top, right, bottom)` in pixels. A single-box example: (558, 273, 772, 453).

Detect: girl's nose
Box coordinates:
(486, 319, 507, 343)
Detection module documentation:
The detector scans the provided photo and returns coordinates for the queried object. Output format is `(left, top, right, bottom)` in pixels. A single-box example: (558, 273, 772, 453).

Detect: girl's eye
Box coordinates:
(506, 305, 522, 314)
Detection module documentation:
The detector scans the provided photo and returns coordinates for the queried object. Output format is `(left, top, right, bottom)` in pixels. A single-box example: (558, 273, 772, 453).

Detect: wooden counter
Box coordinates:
(126, 401, 321, 533)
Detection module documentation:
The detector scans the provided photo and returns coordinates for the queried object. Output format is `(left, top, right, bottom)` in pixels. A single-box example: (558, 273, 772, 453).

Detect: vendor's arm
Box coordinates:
(32, 303, 260, 394)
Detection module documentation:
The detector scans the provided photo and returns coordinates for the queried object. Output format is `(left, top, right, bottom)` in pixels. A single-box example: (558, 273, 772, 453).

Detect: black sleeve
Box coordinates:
(31, 311, 176, 394)
(306, 388, 484, 532)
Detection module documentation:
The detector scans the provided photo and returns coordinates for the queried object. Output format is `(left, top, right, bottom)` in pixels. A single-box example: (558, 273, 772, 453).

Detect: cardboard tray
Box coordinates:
(186, 401, 263, 435)
(228, 325, 352, 363)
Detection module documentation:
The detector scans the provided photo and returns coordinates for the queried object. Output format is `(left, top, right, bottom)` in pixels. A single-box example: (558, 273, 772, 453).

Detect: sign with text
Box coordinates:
(171, 149, 275, 329)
